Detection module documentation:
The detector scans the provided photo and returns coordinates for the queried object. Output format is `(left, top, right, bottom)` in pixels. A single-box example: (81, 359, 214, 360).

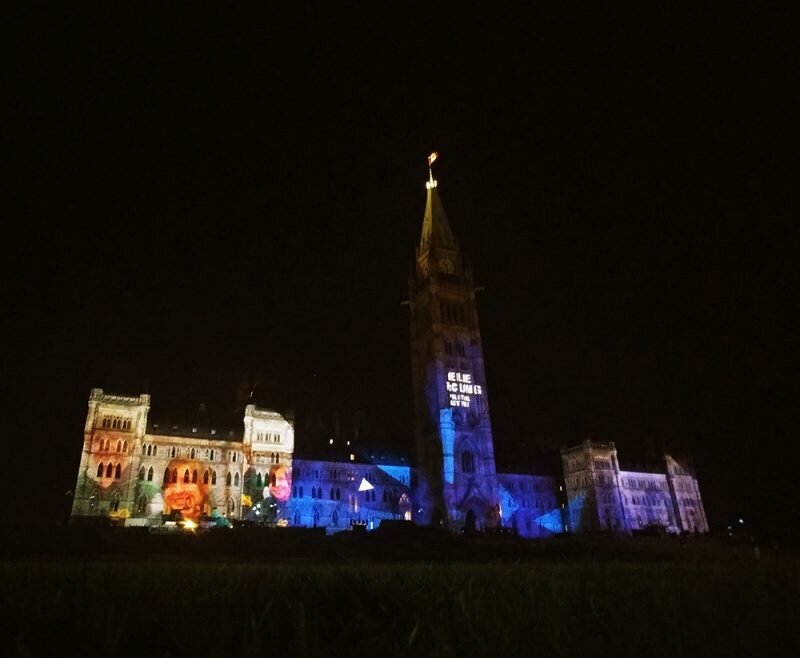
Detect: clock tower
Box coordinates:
(409, 159, 499, 531)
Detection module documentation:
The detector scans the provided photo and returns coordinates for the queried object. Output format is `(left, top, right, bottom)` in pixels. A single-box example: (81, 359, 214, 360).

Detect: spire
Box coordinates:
(419, 152, 457, 252)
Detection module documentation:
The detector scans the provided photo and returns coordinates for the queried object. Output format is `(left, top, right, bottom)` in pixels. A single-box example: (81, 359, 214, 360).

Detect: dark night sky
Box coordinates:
(8, 6, 798, 542)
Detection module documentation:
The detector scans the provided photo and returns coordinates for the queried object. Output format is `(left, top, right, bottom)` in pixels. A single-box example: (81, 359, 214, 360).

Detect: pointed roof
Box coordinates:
(419, 185, 457, 252)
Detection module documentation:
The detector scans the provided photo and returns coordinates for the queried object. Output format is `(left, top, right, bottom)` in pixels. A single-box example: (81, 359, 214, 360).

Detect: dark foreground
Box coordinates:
(1, 529, 797, 657)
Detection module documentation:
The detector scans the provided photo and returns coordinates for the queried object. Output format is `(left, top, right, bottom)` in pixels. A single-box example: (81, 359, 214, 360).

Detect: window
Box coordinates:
(226, 473, 232, 486)
(256, 473, 263, 488)
(116, 440, 122, 453)
(332, 510, 339, 526)
(136, 495, 147, 514)
(461, 450, 475, 473)
(203, 470, 209, 485)
(152, 445, 157, 456)
(172, 469, 178, 484)
(190, 448, 195, 459)
(183, 469, 190, 484)
(210, 449, 215, 461)
(97, 463, 104, 478)
(192, 470, 198, 484)
(211, 471, 217, 485)
(299, 486, 304, 498)
(147, 467, 153, 482)
(163, 468, 170, 484)
(106, 463, 113, 478)
(142, 445, 147, 456)
(146, 445, 152, 456)
(122, 440, 127, 453)
(138, 467, 145, 481)
(336, 488, 341, 500)
(234, 473, 240, 487)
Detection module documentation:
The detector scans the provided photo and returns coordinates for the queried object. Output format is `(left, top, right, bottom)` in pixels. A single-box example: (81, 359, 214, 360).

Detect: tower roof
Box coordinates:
(419, 184, 457, 252)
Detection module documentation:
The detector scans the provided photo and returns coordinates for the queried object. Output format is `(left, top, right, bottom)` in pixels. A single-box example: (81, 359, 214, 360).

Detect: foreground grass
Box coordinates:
(1, 559, 798, 658)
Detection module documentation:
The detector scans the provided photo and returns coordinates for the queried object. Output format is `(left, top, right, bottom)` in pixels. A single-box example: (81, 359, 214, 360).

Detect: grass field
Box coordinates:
(2, 552, 798, 658)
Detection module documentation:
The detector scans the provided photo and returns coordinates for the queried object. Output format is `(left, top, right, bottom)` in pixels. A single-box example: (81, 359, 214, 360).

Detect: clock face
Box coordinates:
(440, 259, 454, 274)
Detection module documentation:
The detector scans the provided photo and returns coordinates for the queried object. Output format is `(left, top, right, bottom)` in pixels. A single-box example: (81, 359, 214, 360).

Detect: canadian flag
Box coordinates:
(427, 151, 439, 167)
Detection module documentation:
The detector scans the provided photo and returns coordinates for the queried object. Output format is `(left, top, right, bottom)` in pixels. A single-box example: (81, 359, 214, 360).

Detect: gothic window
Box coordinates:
(152, 445, 157, 456)
(114, 464, 121, 479)
(106, 463, 113, 478)
(299, 486, 304, 498)
(332, 510, 339, 526)
(183, 469, 190, 484)
(122, 441, 128, 452)
(142, 444, 147, 456)
(203, 470, 209, 485)
(330, 488, 335, 500)
(461, 450, 475, 473)
(270, 472, 276, 486)
(192, 470, 198, 484)
(172, 469, 178, 484)
(146, 466, 153, 482)
(336, 488, 341, 500)
(256, 473, 263, 488)
(163, 468, 170, 484)
(228, 498, 235, 516)
(138, 467, 145, 481)
(97, 463, 104, 478)
(191, 448, 195, 459)
(115, 440, 120, 453)
(210, 449, 215, 461)
(136, 495, 147, 514)
(212, 471, 218, 485)
(234, 473, 240, 487)
(294, 510, 300, 526)
(226, 472, 232, 486)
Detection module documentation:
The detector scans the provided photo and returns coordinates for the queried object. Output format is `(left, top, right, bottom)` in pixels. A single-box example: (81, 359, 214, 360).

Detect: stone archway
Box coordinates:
(464, 509, 477, 534)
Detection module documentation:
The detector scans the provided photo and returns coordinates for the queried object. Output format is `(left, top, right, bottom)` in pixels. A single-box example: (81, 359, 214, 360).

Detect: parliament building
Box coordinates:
(70, 168, 708, 537)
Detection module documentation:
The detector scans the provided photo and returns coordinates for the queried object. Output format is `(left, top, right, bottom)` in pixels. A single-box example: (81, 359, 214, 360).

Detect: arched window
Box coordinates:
(106, 463, 113, 478)
(299, 486, 304, 498)
(122, 440, 127, 453)
(163, 468, 170, 484)
(234, 473, 240, 487)
(170, 447, 176, 458)
(136, 495, 147, 514)
(138, 467, 145, 481)
(190, 448, 195, 459)
(210, 449, 215, 461)
(336, 488, 341, 500)
(226, 472, 232, 486)
(313, 509, 320, 527)
(116, 440, 122, 453)
(152, 445, 157, 456)
(228, 498, 235, 516)
(192, 470, 198, 484)
(275, 453, 280, 464)
(147, 467, 153, 482)
(461, 450, 475, 473)
(172, 469, 178, 484)
(142, 444, 147, 456)
(115, 464, 122, 479)
(292, 486, 297, 499)
(211, 471, 217, 485)
(183, 469, 190, 484)
(294, 510, 301, 526)
(330, 488, 335, 500)
(203, 470, 209, 485)
(97, 463, 104, 478)
(332, 509, 339, 526)
(256, 473, 263, 488)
